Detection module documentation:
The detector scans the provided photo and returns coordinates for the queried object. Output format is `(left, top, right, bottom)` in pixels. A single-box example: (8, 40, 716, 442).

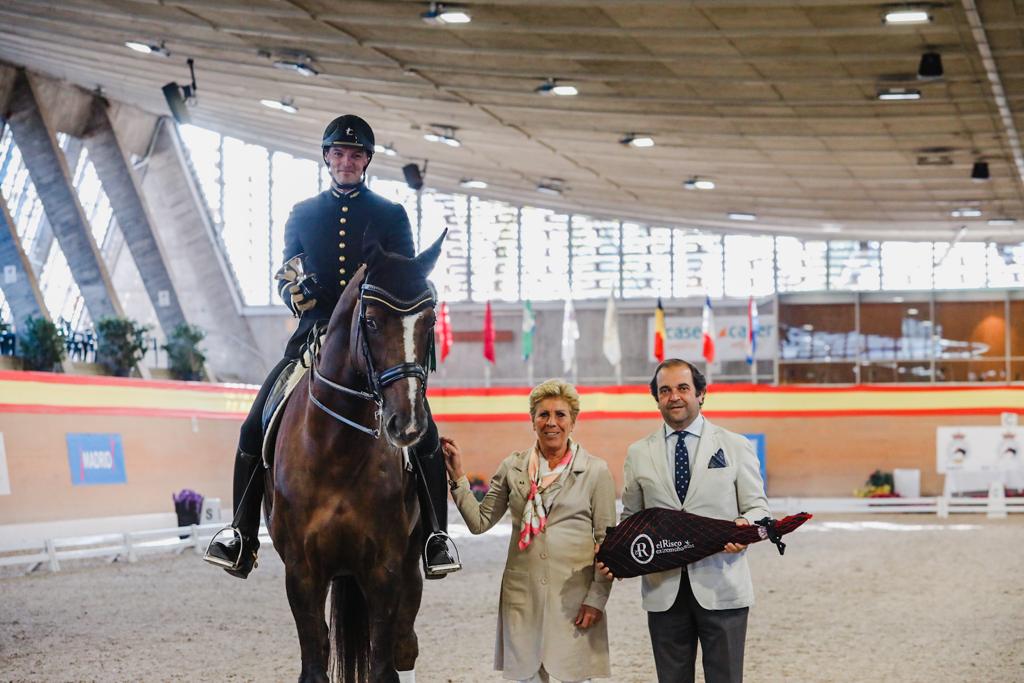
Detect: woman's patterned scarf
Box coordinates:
(518, 441, 576, 551)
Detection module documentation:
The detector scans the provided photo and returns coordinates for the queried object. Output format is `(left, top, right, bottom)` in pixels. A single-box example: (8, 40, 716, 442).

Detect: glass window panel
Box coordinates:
(775, 237, 827, 292)
(933, 242, 987, 289)
(520, 207, 570, 301)
(622, 223, 672, 299)
(778, 301, 857, 361)
(1012, 300, 1024, 358)
(933, 300, 1006, 358)
(724, 234, 774, 297)
(368, 177, 420, 251)
(987, 242, 1024, 287)
(469, 197, 519, 302)
(39, 245, 89, 330)
(881, 242, 933, 290)
(421, 190, 469, 302)
(71, 152, 115, 246)
(675, 231, 723, 298)
(270, 151, 319, 300)
(859, 302, 933, 361)
(570, 215, 620, 300)
(179, 124, 223, 227)
(828, 240, 880, 291)
(221, 136, 271, 305)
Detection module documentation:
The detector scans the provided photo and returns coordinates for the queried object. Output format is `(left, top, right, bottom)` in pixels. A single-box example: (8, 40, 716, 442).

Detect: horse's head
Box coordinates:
(350, 231, 444, 447)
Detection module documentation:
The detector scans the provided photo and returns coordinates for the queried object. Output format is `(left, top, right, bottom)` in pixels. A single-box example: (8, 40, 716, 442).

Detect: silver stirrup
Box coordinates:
(203, 525, 256, 571)
(424, 531, 462, 576)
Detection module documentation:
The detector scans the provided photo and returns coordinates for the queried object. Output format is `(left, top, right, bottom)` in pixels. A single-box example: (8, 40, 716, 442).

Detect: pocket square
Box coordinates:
(709, 449, 728, 468)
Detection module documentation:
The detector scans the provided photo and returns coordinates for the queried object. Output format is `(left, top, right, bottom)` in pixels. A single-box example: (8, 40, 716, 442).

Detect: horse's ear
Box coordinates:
(415, 228, 447, 275)
(364, 230, 384, 267)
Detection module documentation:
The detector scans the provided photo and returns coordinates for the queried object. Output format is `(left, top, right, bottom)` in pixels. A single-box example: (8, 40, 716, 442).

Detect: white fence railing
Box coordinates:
(2, 496, 1021, 575)
(0, 522, 272, 575)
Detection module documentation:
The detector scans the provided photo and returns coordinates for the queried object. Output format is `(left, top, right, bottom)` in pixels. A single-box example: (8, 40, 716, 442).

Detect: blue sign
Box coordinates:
(66, 433, 127, 486)
(742, 433, 767, 492)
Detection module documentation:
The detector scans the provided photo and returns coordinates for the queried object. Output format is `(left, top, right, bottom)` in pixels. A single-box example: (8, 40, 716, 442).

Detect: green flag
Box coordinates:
(521, 300, 535, 360)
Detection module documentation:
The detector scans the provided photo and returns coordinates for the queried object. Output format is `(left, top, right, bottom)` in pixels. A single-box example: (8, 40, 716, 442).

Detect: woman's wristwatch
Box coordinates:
(448, 476, 462, 491)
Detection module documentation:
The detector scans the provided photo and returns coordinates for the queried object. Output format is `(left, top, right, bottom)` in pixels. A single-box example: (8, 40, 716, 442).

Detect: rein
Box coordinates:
(306, 281, 435, 438)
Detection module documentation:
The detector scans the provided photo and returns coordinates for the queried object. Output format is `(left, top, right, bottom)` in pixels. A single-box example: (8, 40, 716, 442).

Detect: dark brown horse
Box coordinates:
(266, 234, 444, 683)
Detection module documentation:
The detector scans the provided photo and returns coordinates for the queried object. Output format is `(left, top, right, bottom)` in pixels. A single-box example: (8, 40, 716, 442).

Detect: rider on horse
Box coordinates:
(205, 114, 460, 580)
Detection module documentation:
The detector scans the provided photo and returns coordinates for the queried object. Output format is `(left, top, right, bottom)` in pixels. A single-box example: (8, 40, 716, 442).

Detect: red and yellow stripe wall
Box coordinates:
(0, 371, 1021, 525)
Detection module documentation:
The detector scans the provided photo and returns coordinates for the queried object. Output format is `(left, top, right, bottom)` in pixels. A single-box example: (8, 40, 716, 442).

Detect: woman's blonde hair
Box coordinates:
(528, 378, 581, 423)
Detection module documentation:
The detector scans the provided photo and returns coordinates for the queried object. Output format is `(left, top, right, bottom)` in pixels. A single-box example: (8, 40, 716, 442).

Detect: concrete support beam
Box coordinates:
(140, 120, 265, 382)
(0, 192, 48, 332)
(5, 69, 122, 322)
(83, 99, 186, 335)
(25, 138, 82, 274)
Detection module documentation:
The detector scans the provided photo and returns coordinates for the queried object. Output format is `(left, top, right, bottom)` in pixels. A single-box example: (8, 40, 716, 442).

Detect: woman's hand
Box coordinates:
(439, 436, 465, 482)
(574, 604, 603, 630)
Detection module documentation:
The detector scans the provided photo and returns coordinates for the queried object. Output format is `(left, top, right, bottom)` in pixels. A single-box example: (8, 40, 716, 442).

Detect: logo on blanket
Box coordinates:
(630, 533, 696, 564)
(630, 534, 654, 564)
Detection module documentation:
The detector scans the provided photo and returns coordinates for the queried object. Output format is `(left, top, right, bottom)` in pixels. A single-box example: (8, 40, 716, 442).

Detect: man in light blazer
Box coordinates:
(614, 358, 769, 683)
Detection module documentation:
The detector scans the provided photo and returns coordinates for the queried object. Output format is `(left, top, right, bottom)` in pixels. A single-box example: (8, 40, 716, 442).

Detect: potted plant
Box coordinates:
(18, 316, 65, 372)
(162, 322, 207, 381)
(94, 316, 150, 377)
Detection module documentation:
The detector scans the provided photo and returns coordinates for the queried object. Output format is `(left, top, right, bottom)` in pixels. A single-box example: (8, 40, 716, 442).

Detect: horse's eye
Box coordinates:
(365, 318, 379, 332)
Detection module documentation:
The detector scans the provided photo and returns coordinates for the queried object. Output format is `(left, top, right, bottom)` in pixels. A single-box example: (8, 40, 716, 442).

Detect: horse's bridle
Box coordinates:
(307, 281, 436, 438)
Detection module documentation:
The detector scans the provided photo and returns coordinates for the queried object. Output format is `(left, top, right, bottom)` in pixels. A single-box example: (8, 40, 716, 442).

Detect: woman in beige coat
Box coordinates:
(441, 379, 618, 683)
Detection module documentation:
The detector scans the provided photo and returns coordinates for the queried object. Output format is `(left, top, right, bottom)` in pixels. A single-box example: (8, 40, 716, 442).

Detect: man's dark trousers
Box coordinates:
(647, 570, 749, 683)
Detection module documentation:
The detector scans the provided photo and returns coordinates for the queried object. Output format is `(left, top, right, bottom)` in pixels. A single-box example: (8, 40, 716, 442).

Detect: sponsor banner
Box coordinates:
(936, 426, 1022, 474)
(647, 314, 776, 363)
(0, 433, 9, 495)
(66, 433, 127, 486)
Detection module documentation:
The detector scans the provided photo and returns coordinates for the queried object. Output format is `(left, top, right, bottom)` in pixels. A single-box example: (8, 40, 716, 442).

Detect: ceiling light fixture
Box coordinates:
(822, 224, 843, 233)
(421, 2, 471, 24)
(683, 177, 715, 190)
(971, 161, 990, 181)
(260, 97, 297, 114)
(620, 133, 654, 148)
(950, 207, 982, 218)
(883, 8, 932, 25)
(272, 59, 318, 77)
(460, 178, 488, 189)
(877, 87, 921, 101)
(125, 41, 170, 57)
(917, 51, 943, 80)
(535, 78, 578, 96)
(374, 143, 397, 157)
(727, 212, 757, 221)
(987, 217, 1017, 226)
(536, 178, 565, 196)
(423, 125, 461, 147)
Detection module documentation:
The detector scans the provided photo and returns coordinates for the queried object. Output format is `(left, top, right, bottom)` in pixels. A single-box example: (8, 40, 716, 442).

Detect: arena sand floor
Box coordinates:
(1, 512, 1022, 682)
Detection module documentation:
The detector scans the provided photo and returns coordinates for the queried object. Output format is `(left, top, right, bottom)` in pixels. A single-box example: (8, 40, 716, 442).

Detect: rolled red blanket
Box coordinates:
(596, 508, 812, 579)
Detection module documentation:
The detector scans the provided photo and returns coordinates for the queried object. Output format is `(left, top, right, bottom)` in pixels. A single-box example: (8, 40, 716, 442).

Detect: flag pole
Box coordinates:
(527, 355, 534, 388)
(484, 363, 491, 388)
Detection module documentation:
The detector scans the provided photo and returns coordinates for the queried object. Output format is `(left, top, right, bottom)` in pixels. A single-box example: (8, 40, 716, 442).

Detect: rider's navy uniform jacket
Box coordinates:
(279, 181, 415, 358)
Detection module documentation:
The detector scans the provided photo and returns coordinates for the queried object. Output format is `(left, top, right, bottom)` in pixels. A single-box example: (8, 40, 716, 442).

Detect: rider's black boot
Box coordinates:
(204, 449, 264, 579)
(413, 421, 461, 579)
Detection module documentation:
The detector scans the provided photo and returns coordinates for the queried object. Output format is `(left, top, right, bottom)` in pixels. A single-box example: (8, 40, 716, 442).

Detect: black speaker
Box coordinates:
(162, 82, 191, 124)
(402, 163, 424, 190)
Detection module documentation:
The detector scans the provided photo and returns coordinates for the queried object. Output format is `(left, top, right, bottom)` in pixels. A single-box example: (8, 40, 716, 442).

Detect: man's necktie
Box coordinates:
(673, 431, 691, 503)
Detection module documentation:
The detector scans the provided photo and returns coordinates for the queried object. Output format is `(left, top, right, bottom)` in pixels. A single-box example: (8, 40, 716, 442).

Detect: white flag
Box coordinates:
(602, 292, 621, 368)
(561, 297, 579, 374)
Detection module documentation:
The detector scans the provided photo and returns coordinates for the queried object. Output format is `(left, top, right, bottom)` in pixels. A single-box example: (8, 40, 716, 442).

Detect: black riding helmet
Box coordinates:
(321, 114, 375, 161)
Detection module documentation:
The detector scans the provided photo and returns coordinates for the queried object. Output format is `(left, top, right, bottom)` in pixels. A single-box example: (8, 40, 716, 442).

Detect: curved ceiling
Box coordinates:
(1, 0, 1022, 241)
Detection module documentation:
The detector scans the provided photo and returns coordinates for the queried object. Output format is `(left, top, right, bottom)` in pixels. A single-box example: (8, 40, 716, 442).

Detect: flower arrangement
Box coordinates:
(467, 473, 489, 502)
(173, 488, 204, 535)
(853, 469, 898, 498)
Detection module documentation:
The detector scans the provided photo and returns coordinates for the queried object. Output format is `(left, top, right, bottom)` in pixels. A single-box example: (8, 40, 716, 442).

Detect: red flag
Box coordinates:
(436, 302, 452, 362)
(702, 295, 716, 363)
(483, 301, 495, 364)
(653, 298, 666, 362)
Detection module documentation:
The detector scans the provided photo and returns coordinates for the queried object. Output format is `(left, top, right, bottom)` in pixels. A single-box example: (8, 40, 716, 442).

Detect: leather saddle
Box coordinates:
(260, 333, 321, 468)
